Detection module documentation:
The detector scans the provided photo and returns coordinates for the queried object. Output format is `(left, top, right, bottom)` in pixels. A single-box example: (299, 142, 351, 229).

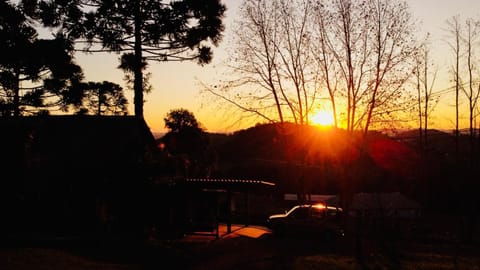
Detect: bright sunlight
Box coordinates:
(311, 110, 335, 127)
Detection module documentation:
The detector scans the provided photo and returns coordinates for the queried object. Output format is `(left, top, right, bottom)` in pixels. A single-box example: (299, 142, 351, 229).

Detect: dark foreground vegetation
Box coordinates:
(1, 225, 479, 270)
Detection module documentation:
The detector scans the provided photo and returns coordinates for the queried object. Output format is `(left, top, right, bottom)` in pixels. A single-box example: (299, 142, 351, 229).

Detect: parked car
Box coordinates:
(266, 203, 344, 240)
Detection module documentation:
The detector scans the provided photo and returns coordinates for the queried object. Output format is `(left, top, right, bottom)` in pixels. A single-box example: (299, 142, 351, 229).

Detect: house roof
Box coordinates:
(182, 178, 276, 193)
(0, 115, 157, 174)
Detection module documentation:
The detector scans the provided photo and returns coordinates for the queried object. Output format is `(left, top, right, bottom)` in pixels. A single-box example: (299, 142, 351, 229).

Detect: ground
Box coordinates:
(1, 224, 480, 270)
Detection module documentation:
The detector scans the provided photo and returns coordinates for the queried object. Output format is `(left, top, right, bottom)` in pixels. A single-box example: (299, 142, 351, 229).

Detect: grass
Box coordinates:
(0, 248, 138, 270)
(2, 228, 479, 270)
(294, 250, 480, 270)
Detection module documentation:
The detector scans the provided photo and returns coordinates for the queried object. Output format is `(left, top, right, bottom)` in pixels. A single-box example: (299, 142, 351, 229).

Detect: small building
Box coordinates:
(0, 115, 159, 239)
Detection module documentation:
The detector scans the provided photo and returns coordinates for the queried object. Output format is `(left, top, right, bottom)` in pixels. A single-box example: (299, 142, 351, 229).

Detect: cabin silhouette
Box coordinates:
(0, 115, 159, 241)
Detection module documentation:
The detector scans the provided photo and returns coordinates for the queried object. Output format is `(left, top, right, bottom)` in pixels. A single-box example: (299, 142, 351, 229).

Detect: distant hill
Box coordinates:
(154, 123, 480, 210)
(198, 123, 420, 194)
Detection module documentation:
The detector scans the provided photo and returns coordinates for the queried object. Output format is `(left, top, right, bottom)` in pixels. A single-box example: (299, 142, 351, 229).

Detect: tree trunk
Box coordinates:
(134, 3, 144, 118)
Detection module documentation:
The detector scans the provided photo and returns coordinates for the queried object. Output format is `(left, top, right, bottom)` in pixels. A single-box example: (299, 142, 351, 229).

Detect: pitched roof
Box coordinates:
(0, 115, 156, 173)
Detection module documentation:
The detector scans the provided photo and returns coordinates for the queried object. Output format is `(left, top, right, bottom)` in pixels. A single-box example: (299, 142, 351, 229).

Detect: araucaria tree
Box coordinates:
(0, 0, 83, 116)
(32, 0, 226, 118)
(76, 81, 128, 116)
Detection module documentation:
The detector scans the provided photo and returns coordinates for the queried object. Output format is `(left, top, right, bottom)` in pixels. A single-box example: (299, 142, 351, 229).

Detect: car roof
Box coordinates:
(295, 204, 342, 211)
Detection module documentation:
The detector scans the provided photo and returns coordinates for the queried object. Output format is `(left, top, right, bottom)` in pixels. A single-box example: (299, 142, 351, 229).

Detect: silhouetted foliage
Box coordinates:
(74, 81, 128, 115)
(161, 109, 214, 177)
(0, 1, 84, 116)
(164, 108, 201, 133)
(31, 0, 226, 117)
(0, 1, 127, 117)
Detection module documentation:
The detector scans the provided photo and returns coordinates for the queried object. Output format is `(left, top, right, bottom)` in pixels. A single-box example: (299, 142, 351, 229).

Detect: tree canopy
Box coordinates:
(30, 0, 227, 118)
(205, 0, 418, 136)
(162, 108, 213, 177)
(0, 0, 133, 117)
(74, 81, 128, 116)
(164, 108, 201, 133)
(0, 0, 85, 116)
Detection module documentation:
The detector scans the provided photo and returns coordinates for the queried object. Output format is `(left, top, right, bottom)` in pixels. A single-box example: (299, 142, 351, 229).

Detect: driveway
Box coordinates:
(177, 223, 349, 270)
(180, 223, 273, 243)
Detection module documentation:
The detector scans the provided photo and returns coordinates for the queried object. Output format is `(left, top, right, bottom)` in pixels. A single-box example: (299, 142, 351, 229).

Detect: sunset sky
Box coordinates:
(72, 0, 480, 135)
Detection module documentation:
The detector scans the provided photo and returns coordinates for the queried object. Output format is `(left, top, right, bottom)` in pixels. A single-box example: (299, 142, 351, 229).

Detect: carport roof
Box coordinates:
(183, 178, 276, 192)
(186, 178, 275, 186)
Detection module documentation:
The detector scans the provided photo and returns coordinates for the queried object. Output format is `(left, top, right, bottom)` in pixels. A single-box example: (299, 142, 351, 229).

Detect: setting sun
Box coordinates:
(311, 111, 335, 127)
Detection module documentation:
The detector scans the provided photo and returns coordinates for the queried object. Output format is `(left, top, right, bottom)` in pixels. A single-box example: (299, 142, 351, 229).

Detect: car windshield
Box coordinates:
(285, 205, 324, 218)
(285, 205, 303, 216)
(284, 204, 339, 218)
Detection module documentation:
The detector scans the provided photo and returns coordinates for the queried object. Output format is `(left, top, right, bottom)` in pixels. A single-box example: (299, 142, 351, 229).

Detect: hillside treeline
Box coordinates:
(187, 123, 479, 214)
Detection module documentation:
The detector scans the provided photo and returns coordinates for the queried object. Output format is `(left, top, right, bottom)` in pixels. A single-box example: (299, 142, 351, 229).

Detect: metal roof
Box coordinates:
(186, 178, 275, 186)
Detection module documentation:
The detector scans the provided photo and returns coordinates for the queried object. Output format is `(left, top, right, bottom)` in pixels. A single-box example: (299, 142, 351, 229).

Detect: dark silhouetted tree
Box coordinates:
(31, 0, 226, 118)
(0, 0, 83, 116)
(162, 108, 214, 177)
(413, 36, 439, 150)
(445, 15, 462, 158)
(75, 81, 128, 115)
(164, 108, 201, 133)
